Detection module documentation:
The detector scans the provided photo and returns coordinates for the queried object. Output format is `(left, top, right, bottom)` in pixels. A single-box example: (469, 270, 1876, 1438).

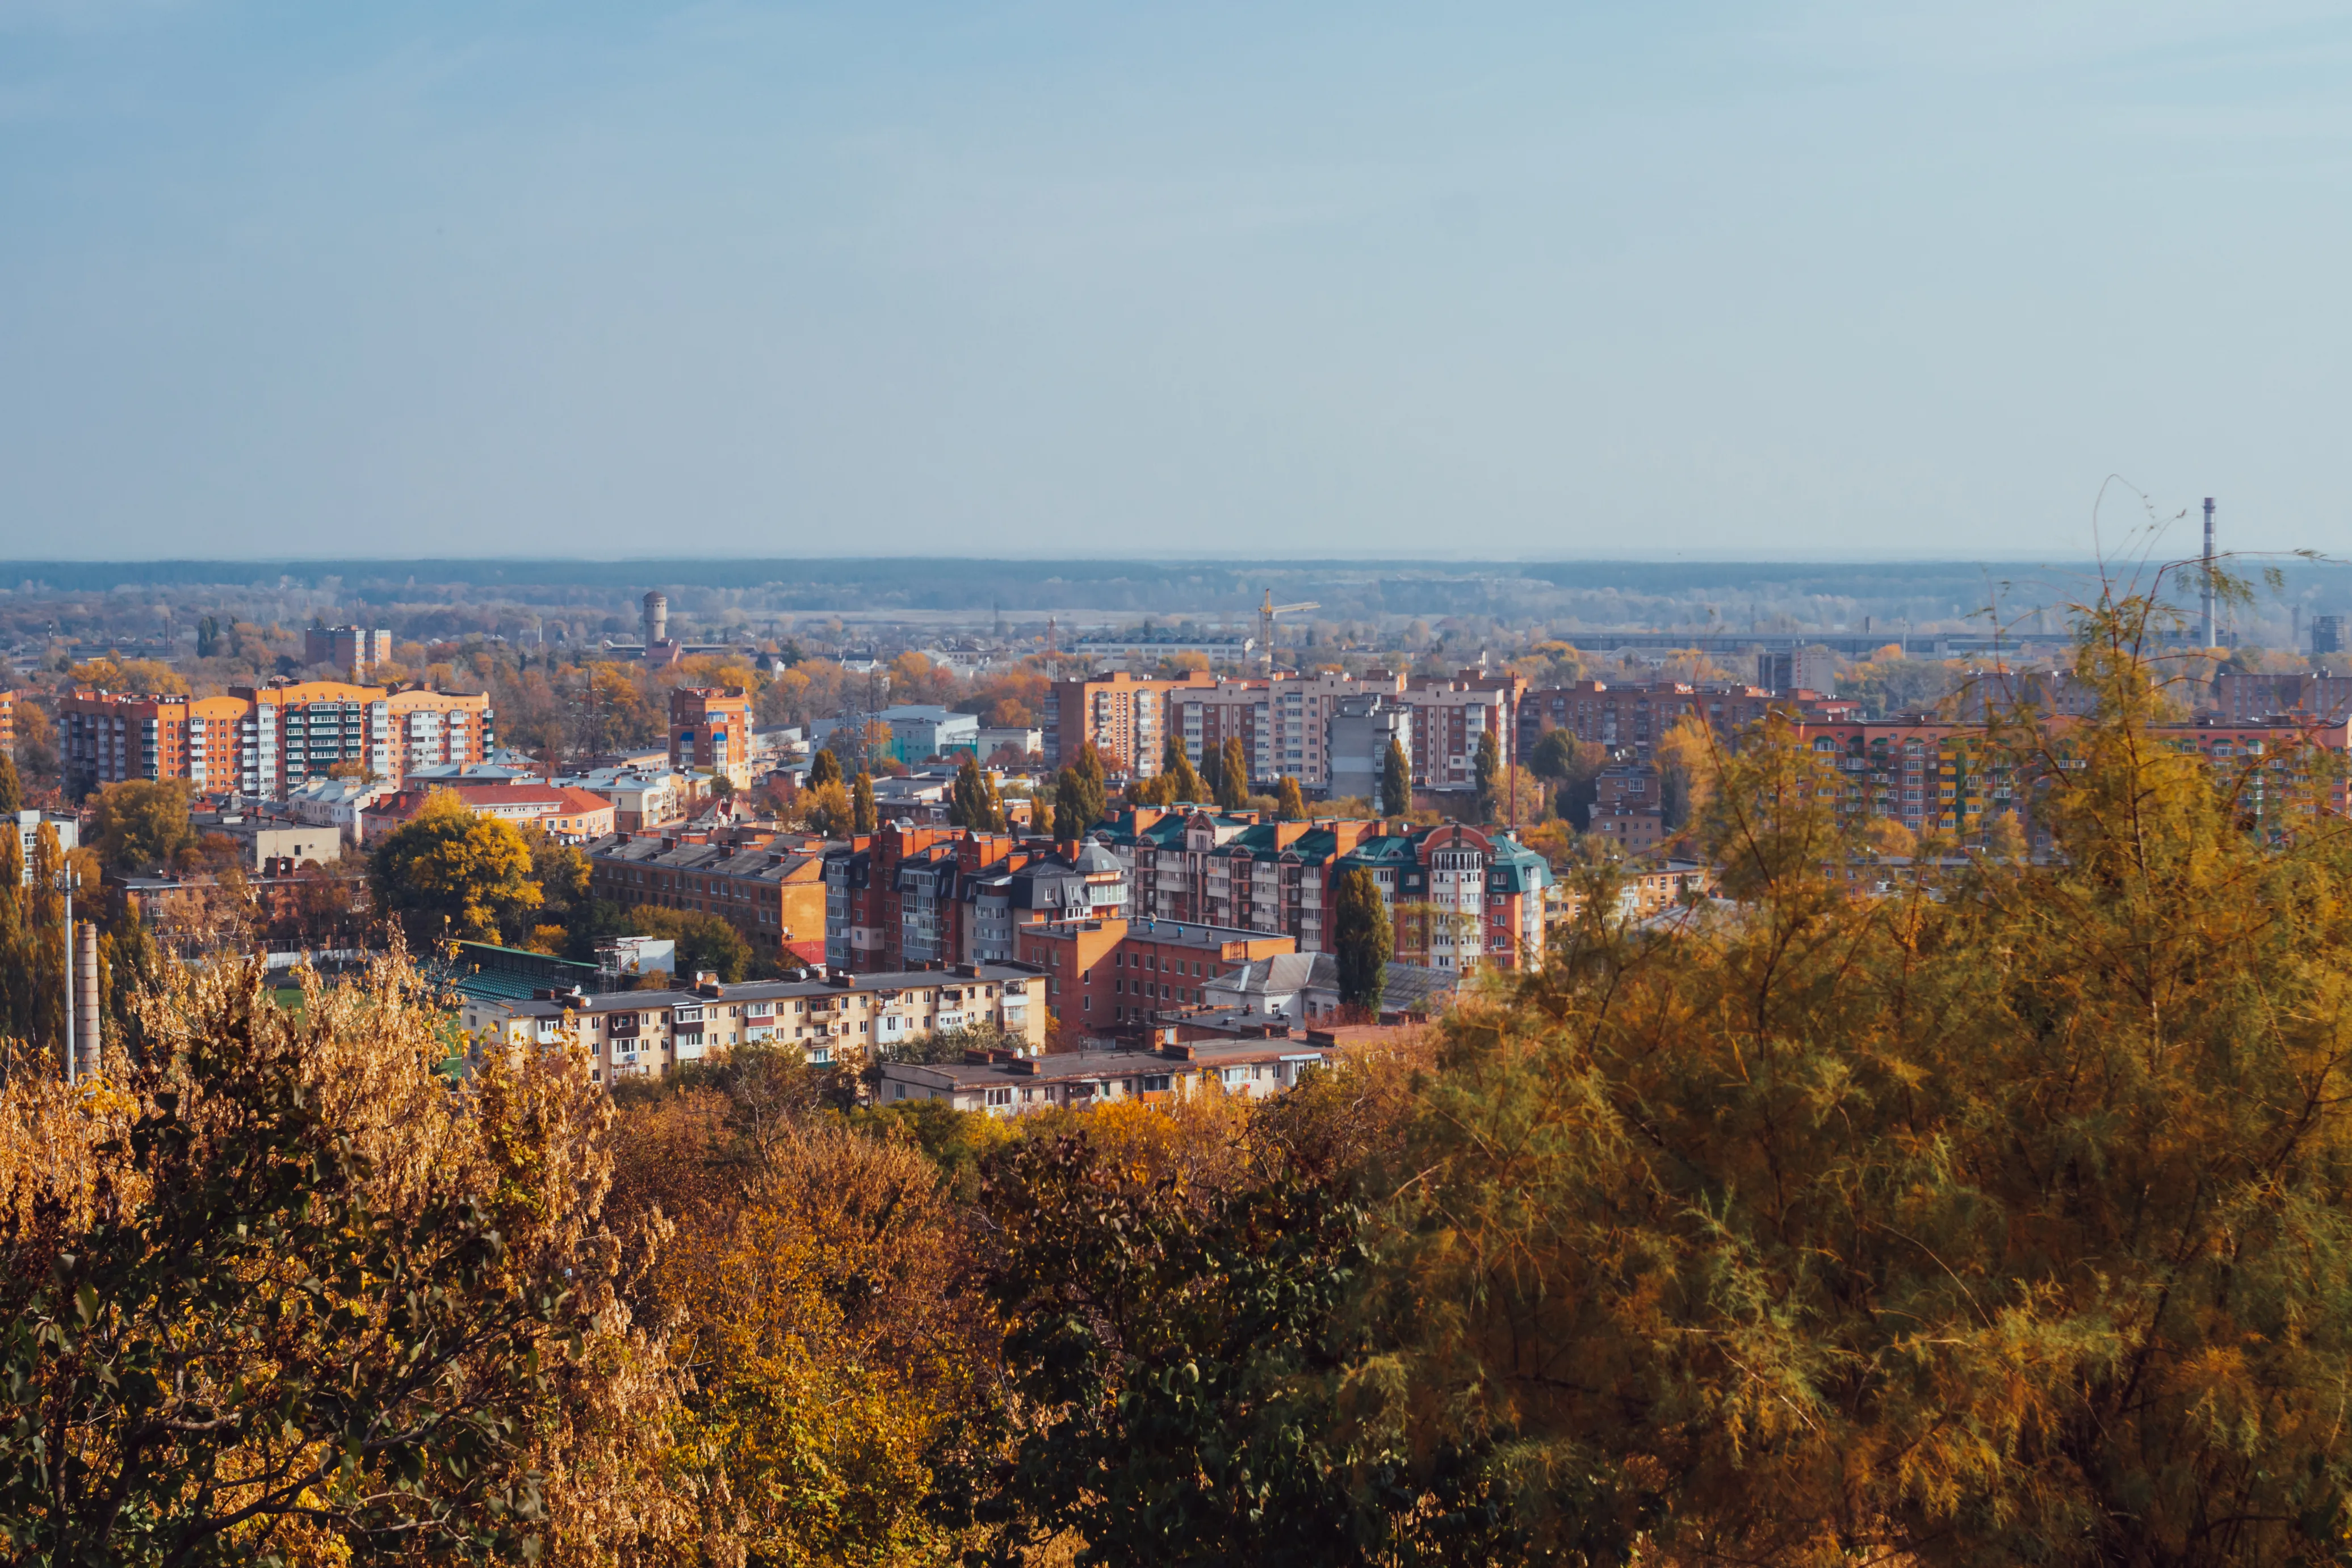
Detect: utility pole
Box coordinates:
(77, 920, 99, 1083)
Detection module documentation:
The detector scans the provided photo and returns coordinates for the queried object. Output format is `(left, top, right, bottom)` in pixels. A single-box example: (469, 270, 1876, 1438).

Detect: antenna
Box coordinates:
(2202, 497, 2217, 648)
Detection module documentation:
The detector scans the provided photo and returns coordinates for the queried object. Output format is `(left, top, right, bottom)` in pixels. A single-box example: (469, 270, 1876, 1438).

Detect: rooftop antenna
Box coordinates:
(2202, 497, 2217, 648)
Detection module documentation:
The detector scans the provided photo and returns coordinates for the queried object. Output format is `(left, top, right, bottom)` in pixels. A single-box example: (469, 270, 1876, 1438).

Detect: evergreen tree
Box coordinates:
(1332, 867, 1390, 1012)
(807, 747, 844, 791)
(951, 754, 986, 830)
(1217, 737, 1250, 810)
(1381, 737, 1411, 817)
(852, 772, 877, 835)
(1199, 737, 1225, 802)
(1274, 775, 1308, 823)
(1053, 769, 1084, 842)
(1473, 731, 1502, 819)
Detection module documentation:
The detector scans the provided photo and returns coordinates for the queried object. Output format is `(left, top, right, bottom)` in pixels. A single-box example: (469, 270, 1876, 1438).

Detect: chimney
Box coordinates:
(76, 921, 100, 1081)
(2203, 497, 2218, 648)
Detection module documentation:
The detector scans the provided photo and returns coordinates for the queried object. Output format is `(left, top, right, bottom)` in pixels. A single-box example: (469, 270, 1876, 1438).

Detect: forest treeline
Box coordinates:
(7, 588, 2352, 1566)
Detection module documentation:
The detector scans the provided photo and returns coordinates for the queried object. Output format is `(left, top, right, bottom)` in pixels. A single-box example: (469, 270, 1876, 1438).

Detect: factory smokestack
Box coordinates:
(2201, 497, 2217, 648)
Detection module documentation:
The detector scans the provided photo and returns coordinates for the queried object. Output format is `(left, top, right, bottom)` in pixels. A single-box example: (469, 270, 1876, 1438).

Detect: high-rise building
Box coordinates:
(60, 680, 492, 798)
(669, 687, 752, 789)
(1756, 648, 1839, 696)
(2314, 615, 2346, 657)
(303, 626, 393, 676)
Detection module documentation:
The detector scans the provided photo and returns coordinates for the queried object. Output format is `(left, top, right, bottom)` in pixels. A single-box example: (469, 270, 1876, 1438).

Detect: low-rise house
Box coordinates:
(363, 782, 618, 842)
(1205, 952, 1460, 1022)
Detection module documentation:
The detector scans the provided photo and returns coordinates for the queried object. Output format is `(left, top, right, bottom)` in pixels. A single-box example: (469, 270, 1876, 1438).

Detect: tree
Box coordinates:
(1199, 735, 1225, 803)
(951, 753, 1005, 832)
(1216, 736, 1250, 810)
(1274, 775, 1308, 822)
(91, 779, 197, 874)
(1030, 787, 1055, 840)
(797, 779, 853, 836)
(1380, 737, 1411, 817)
(1054, 744, 1108, 840)
(851, 772, 877, 834)
(615, 907, 753, 982)
(1472, 730, 1502, 818)
(807, 747, 844, 791)
(1377, 580, 2352, 1566)
(368, 791, 540, 946)
(1331, 867, 1390, 1012)
(0, 751, 18, 816)
(1159, 732, 1207, 805)
(0, 952, 638, 1566)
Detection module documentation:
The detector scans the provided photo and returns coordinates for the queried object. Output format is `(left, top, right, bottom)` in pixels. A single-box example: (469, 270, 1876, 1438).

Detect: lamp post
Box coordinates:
(54, 863, 79, 1085)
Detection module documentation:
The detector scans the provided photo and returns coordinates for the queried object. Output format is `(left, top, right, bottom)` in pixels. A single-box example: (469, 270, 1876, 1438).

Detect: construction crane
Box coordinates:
(1259, 590, 1321, 674)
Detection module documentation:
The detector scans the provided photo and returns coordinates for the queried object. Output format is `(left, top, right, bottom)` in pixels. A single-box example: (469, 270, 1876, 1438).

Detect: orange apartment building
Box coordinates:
(670, 686, 753, 790)
(0, 689, 13, 753)
(60, 680, 492, 798)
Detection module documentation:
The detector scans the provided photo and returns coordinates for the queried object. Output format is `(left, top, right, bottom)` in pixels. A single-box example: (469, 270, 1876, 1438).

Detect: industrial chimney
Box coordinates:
(2202, 498, 2217, 648)
(643, 590, 669, 648)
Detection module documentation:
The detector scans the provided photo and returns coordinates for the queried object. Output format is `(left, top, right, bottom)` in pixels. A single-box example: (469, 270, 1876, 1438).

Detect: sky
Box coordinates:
(3, 2, 2352, 562)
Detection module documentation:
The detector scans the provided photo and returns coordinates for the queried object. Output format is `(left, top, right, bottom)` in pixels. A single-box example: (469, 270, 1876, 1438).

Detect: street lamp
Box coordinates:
(53, 864, 79, 1085)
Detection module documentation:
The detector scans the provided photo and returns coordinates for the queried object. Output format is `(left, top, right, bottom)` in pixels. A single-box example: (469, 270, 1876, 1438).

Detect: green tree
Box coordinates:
(1198, 735, 1225, 803)
(1331, 867, 1390, 1012)
(1158, 733, 1207, 805)
(1054, 743, 1109, 840)
(1379, 580, 2352, 1567)
(1216, 736, 1250, 810)
(617, 906, 754, 982)
(1380, 737, 1411, 817)
(368, 791, 541, 946)
(1274, 775, 1308, 822)
(851, 771, 877, 834)
(939, 1130, 1443, 1565)
(807, 747, 844, 791)
(91, 779, 196, 873)
(1472, 730, 1501, 819)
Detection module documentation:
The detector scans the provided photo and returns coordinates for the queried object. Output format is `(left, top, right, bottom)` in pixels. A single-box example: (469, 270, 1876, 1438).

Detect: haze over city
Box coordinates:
(6, 1, 2350, 560)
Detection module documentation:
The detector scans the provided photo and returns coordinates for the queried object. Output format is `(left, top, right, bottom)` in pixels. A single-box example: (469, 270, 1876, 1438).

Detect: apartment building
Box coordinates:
(0, 689, 13, 753)
(477, 963, 1045, 1081)
(875, 1030, 1337, 1117)
(670, 686, 752, 790)
(1015, 916, 1294, 1032)
(1043, 669, 1219, 775)
(821, 823, 1126, 971)
(585, 825, 828, 965)
(60, 680, 492, 798)
(1516, 681, 1821, 761)
(1088, 806, 1551, 970)
(304, 626, 393, 676)
(1789, 714, 2352, 844)
(2211, 670, 2352, 723)
(1587, 761, 1665, 853)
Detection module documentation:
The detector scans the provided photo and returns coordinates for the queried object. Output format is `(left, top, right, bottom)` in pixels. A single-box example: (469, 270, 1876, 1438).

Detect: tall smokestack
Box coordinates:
(76, 920, 100, 1081)
(2202, 497, 2217, 648)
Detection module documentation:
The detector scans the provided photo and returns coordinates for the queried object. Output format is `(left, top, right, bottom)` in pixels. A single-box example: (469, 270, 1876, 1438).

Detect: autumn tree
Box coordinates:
(1375, 576, 2352, 1567)
(1471, 730, 1501, 819)
(0, 752, 18, 815)
(951, 753, 1005, 832)
(1216, 736, 1250, 810)
(91, 779, 197, 874)
(0, 953, 653, 1565)
(851, 771, 878, 834)
(807, 746, 843, 791)
(368, 791, 541, 946)
(1331, 867, 1390, 1012)
(1159, 732, 1207, 804)
(1274, 775, 1308, 822)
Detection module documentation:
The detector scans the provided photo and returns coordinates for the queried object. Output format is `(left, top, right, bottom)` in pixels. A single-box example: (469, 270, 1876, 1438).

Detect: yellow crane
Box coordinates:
(1259, 590, 1321, 674)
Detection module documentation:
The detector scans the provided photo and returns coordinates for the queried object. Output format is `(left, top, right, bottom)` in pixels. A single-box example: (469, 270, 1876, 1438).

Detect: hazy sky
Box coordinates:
(4, 2, 2351, 561)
